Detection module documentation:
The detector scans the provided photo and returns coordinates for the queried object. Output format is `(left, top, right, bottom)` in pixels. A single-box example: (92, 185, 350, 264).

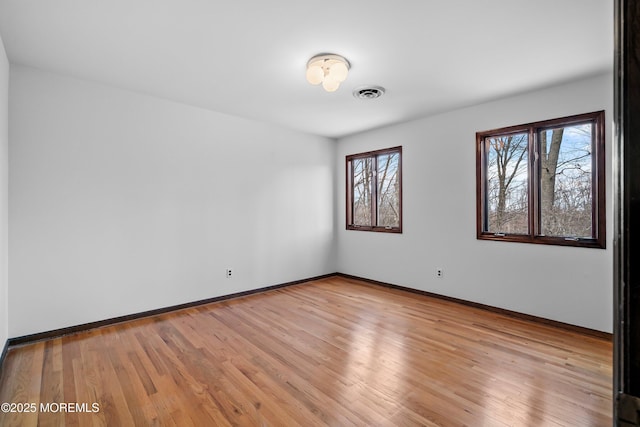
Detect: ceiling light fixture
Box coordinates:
(306, 54, 350, 92)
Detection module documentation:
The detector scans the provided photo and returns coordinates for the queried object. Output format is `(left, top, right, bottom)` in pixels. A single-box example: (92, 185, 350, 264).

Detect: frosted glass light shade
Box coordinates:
(322, 78, 340, 92)
(328, 62, 348, 82)
(306, 65, 324, 85)
(306, 54, 350, 92)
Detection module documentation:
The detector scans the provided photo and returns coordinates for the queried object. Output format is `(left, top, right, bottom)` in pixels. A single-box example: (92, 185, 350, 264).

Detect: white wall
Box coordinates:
(336, 73, 613, 333)
(0, 35, 8, 346)
(6, 64, 613, 337)
(8, 65, 336, 337)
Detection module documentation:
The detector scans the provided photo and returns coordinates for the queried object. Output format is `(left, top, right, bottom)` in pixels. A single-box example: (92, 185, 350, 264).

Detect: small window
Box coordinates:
(476, 111, 605, 248)
(346, 147, 402, 233)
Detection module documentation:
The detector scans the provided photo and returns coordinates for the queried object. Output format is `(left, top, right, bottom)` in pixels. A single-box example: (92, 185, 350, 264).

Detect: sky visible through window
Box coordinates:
(486, 123, 593, 237)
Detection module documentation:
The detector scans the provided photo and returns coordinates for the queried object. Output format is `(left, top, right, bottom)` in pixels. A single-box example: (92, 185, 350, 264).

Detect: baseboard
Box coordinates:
(6, 271, 612, 348)
(0, 339, 8, 363)
(0, 338, 9, 381)
(7, 273, 337, 348)
(337, 273, 613, 341)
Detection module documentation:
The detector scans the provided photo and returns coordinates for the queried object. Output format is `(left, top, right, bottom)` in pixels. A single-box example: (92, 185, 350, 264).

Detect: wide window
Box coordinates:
(346, 146, 402, 233)
(476, 111, 605, 248)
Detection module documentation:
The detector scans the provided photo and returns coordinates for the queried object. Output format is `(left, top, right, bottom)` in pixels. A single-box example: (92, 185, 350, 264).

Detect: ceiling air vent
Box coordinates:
(353, 86, 385, 100)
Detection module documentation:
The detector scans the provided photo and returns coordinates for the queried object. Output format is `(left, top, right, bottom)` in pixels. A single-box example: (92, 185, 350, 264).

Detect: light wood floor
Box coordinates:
(0, 276, 612, 426)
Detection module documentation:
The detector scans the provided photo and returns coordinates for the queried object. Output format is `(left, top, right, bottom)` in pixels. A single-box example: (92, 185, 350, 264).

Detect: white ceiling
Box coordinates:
(0, 0, 613, 138)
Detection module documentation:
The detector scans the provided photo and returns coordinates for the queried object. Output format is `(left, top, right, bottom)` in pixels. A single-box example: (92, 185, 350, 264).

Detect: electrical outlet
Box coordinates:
(436, 268, 443, 278)
(226, 268, 232, 279)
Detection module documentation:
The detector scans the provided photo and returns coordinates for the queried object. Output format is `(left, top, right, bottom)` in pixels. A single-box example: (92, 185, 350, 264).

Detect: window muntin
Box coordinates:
(347, 147, 402, 232)
(477, 111, 605, 248)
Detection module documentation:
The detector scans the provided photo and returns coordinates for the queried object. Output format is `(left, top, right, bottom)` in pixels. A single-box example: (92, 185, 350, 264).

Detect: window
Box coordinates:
(346, 146, 402, 233)
(476, 111, 605, 248)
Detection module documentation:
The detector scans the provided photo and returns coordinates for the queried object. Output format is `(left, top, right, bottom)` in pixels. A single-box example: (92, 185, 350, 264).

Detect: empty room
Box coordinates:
(0, 1, 623, 426)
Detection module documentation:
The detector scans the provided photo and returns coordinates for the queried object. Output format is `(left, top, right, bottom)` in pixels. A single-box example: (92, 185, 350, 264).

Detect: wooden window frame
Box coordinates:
(476, 111, 606, 248)
(346, 146, 402, 233)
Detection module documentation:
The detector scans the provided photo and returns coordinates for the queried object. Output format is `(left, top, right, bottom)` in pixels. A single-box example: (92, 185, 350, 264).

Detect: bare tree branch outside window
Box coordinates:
(347, 147, 402, 233)
(476, 111, 605, 248)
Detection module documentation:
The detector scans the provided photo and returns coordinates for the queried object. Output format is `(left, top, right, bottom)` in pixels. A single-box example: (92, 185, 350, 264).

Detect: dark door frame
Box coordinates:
(614, 1, 640, 425)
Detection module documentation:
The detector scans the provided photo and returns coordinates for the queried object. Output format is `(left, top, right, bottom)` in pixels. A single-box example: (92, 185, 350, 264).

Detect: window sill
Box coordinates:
(477, 233, 605, 249)
(347, 225, 402, 234)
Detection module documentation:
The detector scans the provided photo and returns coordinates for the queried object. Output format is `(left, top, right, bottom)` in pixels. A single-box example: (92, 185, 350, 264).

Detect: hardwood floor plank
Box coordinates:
(0, 277, 612, 426)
